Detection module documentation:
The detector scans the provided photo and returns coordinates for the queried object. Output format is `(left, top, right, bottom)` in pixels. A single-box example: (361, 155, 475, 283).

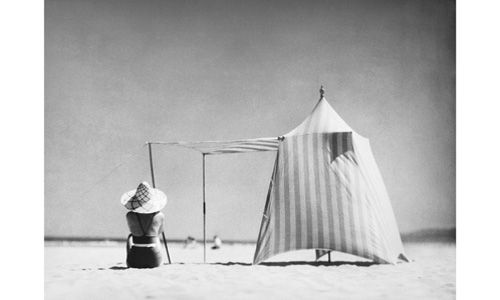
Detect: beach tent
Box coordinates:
(252, 93, 409, 264)
(149, 88, 408, 264)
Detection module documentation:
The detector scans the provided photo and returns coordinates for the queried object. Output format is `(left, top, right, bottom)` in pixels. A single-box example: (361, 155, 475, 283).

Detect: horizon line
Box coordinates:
(44, 227, 456, 244)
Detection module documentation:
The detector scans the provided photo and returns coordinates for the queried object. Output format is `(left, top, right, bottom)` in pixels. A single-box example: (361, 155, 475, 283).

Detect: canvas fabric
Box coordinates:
(153, 137, 279, 155)
(253, 98, 407, 264)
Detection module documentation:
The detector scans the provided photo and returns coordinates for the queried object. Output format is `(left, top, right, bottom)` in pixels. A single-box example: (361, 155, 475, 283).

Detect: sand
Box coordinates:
(45, 242, 455, 300)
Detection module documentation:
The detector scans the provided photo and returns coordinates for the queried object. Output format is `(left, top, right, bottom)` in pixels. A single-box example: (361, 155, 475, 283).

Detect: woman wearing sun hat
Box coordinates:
(121, 182, 167, 268)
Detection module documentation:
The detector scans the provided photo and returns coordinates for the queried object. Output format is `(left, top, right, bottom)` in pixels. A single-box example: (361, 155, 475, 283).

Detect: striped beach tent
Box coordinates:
(253, 95, 409, 264)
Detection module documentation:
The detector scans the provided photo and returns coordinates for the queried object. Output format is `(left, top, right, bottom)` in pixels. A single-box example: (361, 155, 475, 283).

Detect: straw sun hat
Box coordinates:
(120, 182, 167, 214)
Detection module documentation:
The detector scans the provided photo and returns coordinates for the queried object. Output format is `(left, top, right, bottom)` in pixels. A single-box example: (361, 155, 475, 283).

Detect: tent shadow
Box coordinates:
(211, 261, 377, 267)
(109, 266, 128, 270)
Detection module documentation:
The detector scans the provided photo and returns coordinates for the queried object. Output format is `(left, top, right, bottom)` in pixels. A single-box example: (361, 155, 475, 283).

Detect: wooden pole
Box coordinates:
(148, 142, 172, 264)
(202, 153, 206, 263)
(328, 251, 331, 263)
(148, 143, 156, 187)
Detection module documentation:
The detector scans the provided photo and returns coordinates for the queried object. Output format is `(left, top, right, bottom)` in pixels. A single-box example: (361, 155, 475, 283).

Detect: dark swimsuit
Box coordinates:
(126, 212, 163, 268)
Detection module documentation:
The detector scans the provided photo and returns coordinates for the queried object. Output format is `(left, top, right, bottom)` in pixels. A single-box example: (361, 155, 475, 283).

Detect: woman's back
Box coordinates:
(126, 211, 164, 237)
(121, 182, 167, 268)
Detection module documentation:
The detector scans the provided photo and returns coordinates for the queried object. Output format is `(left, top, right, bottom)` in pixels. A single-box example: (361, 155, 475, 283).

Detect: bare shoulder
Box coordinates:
(155, 212, 165, 220)
(126, 211, 136, 221)
(126, 211, 163, 222)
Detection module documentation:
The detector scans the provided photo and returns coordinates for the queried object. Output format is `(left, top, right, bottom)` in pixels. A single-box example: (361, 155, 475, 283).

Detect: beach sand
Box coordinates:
(45, 242, 455, 300)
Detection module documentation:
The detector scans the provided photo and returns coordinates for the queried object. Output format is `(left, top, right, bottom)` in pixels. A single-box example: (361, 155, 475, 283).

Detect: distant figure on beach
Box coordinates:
(211, 235, 222, 250)
(184, 236, 198, 249)
(121, 182, 167, 268)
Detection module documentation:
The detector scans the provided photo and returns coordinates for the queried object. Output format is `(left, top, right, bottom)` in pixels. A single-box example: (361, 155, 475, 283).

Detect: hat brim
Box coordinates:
(120, 188, 167, 214)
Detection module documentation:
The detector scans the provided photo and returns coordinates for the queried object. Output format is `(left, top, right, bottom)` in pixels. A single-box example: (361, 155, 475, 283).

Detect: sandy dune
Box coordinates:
(45, 242, 455, 300)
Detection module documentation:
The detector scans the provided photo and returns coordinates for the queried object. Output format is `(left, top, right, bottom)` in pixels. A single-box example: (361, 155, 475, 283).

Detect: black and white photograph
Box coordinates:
(0, 0, 483, 298)
(41, 0, 458, 299)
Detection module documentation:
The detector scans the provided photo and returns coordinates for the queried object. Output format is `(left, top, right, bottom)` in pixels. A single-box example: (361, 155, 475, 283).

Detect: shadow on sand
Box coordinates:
(109, 266, 128, 270)
(211, 261, 377, 267)
(104, 261, 376, 270)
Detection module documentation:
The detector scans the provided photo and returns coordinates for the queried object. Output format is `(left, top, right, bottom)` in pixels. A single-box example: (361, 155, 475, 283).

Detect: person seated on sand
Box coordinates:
(121, 182, 167, 268)
(211, 235, 222, 250)
(184, 236, 198, 249)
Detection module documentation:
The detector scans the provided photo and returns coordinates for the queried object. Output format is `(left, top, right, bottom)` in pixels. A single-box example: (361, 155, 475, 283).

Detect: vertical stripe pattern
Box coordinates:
(253, 132, 405, 265)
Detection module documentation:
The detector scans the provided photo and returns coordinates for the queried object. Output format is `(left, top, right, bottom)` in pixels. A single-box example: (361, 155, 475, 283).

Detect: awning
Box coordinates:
(149, 137, 279, 155)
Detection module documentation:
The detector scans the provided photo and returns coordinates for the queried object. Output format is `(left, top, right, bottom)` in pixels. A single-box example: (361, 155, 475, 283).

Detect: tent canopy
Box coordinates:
(252, 96, 408, 264)
(285, 96, 352, 136)
(150, 137, 278, 155)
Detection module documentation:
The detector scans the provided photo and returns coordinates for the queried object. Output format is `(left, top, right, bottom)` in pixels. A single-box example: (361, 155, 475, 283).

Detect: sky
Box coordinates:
(45, 0, 455, 240)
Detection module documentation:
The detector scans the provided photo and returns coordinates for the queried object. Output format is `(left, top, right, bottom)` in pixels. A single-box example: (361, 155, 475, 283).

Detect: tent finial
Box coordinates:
(320, 85, 325, 99)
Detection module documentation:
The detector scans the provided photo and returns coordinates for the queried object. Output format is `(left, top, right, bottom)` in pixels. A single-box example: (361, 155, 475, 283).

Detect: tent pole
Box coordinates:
(202, 153, 206, 263)
(148, 142, 172, 264)
(148, 142, 156, 187)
